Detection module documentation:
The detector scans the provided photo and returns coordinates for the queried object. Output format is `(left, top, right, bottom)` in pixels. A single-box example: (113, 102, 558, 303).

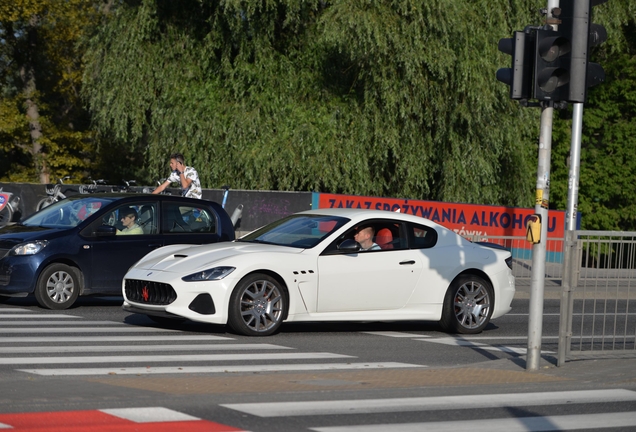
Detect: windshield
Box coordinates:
(239, 214, 349, 248)
(22, 196, 117, 229)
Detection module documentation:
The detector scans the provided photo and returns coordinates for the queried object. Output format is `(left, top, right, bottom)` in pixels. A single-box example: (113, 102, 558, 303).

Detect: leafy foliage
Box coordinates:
(83, 0, 542, 205)
(0, 0, 100, 182)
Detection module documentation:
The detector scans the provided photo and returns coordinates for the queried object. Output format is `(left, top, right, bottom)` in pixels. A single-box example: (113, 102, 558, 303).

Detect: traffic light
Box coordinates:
(533, 28, 571, 101)
(559, 0, 608, 103)
(496, 30, 535, 100)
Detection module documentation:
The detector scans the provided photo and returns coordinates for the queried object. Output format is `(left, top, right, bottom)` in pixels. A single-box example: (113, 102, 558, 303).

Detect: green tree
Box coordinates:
(550, 3, 636, 230)
(83, 0, 543, 205)
(0, 0, 100, 183)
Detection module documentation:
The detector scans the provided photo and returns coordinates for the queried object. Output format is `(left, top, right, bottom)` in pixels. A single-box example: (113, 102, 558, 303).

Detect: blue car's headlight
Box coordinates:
(182, 266, 235, 282)
(10, 240, 49, 256)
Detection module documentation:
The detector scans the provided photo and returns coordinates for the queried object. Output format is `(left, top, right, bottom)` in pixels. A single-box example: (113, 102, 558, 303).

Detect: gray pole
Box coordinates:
(527, 0, 560, 371)
(527, 103, 553, 370)
(557, 103, 584, 366)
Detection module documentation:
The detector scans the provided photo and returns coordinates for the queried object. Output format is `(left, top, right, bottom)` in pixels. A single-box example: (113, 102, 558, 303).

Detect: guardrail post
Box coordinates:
(558, 230, 577, 365)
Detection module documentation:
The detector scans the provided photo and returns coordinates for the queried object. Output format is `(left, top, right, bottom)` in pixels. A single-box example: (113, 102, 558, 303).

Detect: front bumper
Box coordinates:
(122, 267, 235, 325)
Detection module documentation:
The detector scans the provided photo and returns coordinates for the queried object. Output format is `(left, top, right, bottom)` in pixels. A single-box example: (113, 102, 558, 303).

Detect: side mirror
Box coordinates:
(96, 225, 117, 237)
(337, 238, 361, 253)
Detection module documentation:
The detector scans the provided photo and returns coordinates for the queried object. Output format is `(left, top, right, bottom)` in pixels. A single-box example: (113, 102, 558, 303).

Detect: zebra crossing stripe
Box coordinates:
(416, 337, 553, 354)
(0, 343, 292, 354)
(309, 411, 636, 432)
(1, 352, 353, 365)
(0, 335, 233, 343)
(0, 314, 79, 318)
(221, 389, 636, 417)
(0, 407, 243, 431)
(0, 320, 133, 325)
(0, 327, 179, 333)
(19, 362, 424, 376)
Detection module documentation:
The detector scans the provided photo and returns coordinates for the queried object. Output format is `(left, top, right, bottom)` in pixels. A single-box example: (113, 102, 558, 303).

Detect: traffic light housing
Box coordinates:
(558, 0, 608, 103)
(496, 31, 535, 100)
(533, 28, 571, 101)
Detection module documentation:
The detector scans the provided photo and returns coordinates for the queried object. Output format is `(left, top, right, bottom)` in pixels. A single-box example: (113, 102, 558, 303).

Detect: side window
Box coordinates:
(162, 203, 217, 233)
(408, 223, 438, 249)
(322, 220, 406, 254)
(103, 202, 156, 236)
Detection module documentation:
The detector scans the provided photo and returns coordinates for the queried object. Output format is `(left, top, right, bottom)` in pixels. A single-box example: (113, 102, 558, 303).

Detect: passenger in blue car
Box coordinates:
(117, 208, 143, 235)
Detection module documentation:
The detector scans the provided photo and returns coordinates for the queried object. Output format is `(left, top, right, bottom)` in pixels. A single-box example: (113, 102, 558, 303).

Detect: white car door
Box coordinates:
(317, 247, 422, 313)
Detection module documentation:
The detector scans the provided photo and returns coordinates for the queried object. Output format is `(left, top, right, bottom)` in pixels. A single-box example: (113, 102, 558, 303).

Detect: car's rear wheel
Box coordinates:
(440, 275, 493, 334)
(227, 273, 286, 336)
(35, 264, 81, 310)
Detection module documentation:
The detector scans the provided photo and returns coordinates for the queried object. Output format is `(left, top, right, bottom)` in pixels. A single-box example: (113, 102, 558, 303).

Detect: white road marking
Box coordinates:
(361, 331, 430, 338)
(309, 411, 636, 432)
(0, 343, 292, 354)
(20, 362, 424, 376)
(1, 352, 353, 365)
(0, 335, 233, 343)
(100, 407, 200, 423)
(417, 337, 548, 354)
(0, 327, 178, 333)
(0, 320, 128, 325)
(0, 314, 79, 318)
(0, 308, 33, 313)
(222, 389, 636, 417)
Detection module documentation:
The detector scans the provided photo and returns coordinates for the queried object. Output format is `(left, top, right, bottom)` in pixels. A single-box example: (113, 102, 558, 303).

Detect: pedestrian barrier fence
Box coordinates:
(470, 232, 636, 365)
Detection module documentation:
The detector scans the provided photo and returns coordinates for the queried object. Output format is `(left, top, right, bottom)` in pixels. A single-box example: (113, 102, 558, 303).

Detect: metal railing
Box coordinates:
(469, 233, 636, 364)
(559, 230, 636, 363)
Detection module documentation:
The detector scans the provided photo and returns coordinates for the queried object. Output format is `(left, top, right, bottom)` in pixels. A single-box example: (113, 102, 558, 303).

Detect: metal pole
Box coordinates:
(526, 0, 560, 372)
(527, 102, 553, 370)
(557, 102, 584, 366)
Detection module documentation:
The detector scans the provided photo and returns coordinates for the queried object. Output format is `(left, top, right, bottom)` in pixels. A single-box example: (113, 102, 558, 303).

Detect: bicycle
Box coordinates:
(79, 178, 107, 194)
(0, 188, 21, 229)
(36, 176, 71, 211)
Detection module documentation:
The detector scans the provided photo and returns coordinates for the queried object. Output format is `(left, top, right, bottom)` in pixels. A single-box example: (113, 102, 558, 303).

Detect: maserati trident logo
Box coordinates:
(141, 286, 150, 302)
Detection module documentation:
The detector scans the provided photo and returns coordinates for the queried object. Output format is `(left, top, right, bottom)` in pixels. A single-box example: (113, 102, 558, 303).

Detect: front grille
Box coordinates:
(0, 248, 10, 260)
(125, 279, 177, 305)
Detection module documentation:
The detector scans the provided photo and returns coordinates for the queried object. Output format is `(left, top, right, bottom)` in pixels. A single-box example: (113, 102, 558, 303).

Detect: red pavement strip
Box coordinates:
(0, 408, 244, 431)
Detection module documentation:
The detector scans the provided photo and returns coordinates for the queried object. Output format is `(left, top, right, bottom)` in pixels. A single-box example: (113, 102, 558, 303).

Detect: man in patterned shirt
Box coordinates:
(152, 152, 202, 199)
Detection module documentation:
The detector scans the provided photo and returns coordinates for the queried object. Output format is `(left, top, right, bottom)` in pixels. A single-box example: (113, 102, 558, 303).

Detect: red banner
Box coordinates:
(313, 193, 566, 239)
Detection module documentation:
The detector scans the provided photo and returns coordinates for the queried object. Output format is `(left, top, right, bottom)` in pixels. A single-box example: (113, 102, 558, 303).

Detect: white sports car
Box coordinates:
(122, 209, 515, 336)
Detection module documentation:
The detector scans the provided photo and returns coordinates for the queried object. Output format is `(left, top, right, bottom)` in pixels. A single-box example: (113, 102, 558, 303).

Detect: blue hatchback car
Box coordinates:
(0, 194, 235, 309)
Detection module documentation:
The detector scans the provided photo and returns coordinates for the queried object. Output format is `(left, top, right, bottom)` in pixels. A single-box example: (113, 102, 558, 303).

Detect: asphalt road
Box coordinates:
(0, 296, 635, 431)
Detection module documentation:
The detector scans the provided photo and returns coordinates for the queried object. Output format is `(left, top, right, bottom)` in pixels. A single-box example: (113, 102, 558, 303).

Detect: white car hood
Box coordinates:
(133, 241, 303, 273)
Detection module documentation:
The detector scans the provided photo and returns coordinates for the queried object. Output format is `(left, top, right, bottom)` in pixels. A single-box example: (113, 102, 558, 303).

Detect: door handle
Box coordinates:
(399, 260, 416, 265)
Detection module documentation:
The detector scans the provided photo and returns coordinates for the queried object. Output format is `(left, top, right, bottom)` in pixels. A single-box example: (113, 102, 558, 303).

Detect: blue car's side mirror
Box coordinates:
(96, 225, 117, 237)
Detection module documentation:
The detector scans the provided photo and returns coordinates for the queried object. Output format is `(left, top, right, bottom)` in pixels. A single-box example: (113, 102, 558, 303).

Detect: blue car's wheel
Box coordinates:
(35, 264, 81, 310)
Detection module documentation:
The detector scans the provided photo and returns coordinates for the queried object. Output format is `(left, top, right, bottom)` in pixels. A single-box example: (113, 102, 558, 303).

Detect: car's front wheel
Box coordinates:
(35, 264, 81, 310)
(227, 273, 286, 336)
(440, 275, 493, 334)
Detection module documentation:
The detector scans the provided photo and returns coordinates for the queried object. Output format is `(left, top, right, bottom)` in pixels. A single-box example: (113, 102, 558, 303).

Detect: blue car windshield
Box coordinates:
(22, 196, 117, 228)
(239, 214, 349, 248)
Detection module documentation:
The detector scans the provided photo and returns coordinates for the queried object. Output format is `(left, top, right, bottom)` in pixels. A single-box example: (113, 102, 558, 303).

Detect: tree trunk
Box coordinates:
(22, 15, 49, 184)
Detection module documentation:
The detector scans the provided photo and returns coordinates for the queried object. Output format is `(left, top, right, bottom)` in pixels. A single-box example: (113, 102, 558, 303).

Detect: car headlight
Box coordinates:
(182, 266, 235, 282)
(10, 240, 49, 256)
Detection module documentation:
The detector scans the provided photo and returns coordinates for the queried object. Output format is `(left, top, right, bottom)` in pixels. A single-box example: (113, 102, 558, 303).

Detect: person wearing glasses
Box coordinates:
(152, 152, 202, 199)
(117, 207, 143, 235)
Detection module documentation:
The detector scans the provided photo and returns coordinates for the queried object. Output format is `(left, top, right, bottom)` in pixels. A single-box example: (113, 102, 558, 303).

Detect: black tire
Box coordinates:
(0, 205, 13, 228)
(34, 264, 81, 310)
(227, 273, 286, 336)
(440, 275, 494, 334)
